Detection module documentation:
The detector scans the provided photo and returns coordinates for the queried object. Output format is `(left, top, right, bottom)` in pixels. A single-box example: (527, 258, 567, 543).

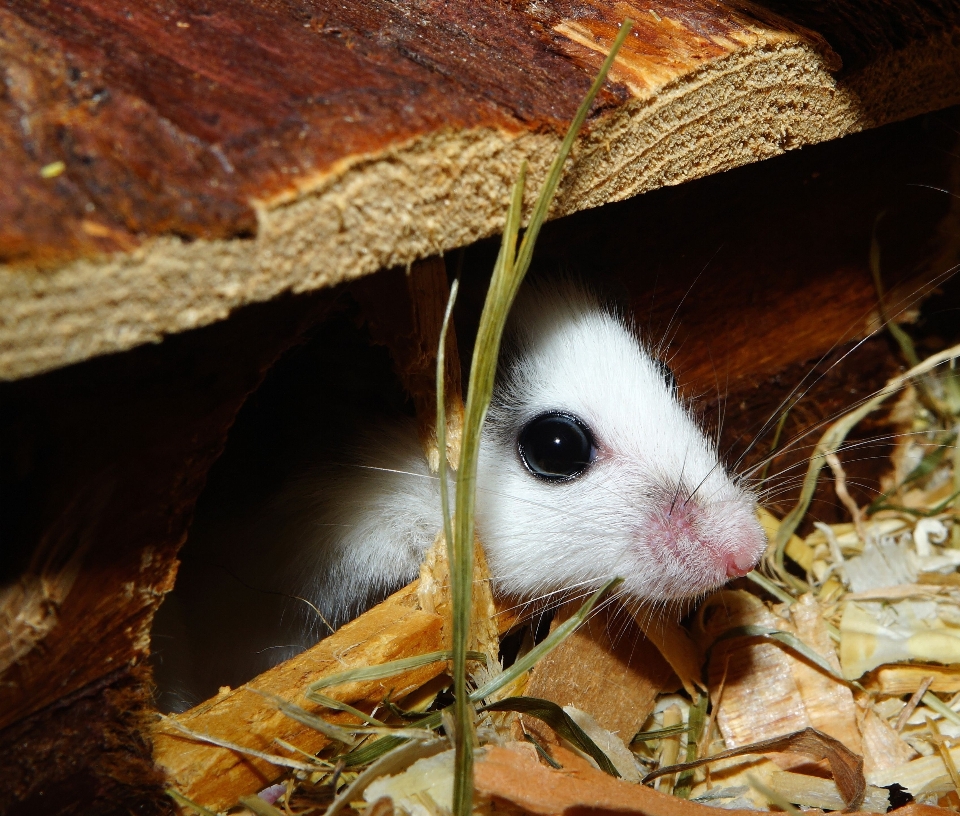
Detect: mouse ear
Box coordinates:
(654, 358, 677, 391)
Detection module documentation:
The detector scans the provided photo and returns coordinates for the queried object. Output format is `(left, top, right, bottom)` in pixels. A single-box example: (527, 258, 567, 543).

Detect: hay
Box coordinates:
(158, 20, 960, 816)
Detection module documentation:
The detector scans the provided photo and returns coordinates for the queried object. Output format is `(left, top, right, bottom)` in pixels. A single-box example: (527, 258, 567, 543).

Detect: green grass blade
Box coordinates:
(266, 694, 437, 743)
(867, 431, 958, 514)
(306, 650, 487, 695)
(443, 22, 633, 816)
(674, 693, 708, 797)
(263, 693, 360, 746)
(479, 696, 620, 776)
(339, 579, 621, 767)
(239, 795, 286, 816)
(711, 626, 846, 683)
(922, 691, 960, 726)
(306, 650, 486, 720)
(470, 578, 621, 702)
(437, 278, 460, 567)
(158, 716, 321, 771)
(166, 789, 218, 816)
(523, 732, 563, 768)
(631, 723, 690, 744)
(870, 488, 960, 518)
(327, 738, 449, 815)
(341, 579, 620, 767)
(758, 408, 790, 487)
(301, 694, 387, 727)
(449, 164, 527, 816)
(343, 711, 445, 767)
(745, 569, 796, 605)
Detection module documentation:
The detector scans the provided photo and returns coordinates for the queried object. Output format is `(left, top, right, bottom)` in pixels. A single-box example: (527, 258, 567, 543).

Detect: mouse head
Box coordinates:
(475, 281, 766, 607)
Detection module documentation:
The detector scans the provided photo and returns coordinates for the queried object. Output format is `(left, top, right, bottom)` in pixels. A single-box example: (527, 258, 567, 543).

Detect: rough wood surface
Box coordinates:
(3, 0, 960, 380)
(0, 291, 333, 814)
(1, 106, 957, 813)
(0, 665, 169, 816)
(152, 583, 444, 811)
(523, 601, 676, 743)
(154, 578, 517, 810)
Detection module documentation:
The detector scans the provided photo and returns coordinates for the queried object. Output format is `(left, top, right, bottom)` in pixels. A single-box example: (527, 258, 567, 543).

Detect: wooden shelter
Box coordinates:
(2, 1, 960, 813)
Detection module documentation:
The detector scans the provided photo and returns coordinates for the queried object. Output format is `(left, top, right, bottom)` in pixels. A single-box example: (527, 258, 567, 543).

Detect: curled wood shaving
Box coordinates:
(641, 727, 866, 812)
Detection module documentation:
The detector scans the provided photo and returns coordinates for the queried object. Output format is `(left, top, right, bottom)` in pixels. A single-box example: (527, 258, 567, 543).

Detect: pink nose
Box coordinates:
(724, 551, 758, 579)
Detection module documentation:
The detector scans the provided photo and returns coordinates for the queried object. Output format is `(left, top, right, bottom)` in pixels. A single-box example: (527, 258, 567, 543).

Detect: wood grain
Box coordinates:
(0, 84, 957, 814)
(523, 602, 676, 743)
(2, 0, 959, 379)
(154, 571, 516, 810)
(152, 584, 445, 811)
(0, 0, 812, 261)
(0, 291, 333, 814)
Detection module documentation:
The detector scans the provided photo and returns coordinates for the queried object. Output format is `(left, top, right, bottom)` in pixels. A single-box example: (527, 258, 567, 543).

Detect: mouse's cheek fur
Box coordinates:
(472, 466, 629, 603)
(474, 456, 767, 606)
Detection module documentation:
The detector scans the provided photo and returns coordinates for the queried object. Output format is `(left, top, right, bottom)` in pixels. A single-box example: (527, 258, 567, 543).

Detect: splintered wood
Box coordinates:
(7, 0, 960, 384)
(149, 321, 960, 816)
(148, 204, 960, 814)
(151, 584, 446, 811)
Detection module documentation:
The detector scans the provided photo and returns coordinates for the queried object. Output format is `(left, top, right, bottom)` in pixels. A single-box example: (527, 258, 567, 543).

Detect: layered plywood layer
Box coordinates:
(3, 0, 960, 379)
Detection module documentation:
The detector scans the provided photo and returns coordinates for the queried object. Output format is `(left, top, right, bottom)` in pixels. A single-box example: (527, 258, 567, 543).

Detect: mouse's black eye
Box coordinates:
(517, 412, 596, 482)
(655, 359, 676, 390)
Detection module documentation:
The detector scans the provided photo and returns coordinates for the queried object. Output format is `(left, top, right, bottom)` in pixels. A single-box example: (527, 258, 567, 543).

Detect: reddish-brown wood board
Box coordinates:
(2, 110, 959, 814)
(2, 3, 960, 813)
(2, 0, 960, 379)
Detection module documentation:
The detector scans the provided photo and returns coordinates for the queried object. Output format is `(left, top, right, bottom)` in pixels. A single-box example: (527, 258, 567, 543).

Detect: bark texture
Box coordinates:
(2, 0, 960, 379)
(2, 2, 960, 812)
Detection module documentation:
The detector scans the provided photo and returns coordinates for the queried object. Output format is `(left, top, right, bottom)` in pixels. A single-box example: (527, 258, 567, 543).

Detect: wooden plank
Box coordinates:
(1, 88, 957, 814)
(2, 1, 959, 379)
(153, 565, 517, 811)
(0, 291, 334, 814)
(522, 601, 677, 743)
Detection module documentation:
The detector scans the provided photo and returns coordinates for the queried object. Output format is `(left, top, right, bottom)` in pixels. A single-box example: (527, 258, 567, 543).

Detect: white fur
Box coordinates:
(477, 283, 763, 604)
(154, 280, 765, 710)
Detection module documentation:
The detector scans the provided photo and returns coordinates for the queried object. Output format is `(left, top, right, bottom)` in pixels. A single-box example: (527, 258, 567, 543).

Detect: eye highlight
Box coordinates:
(517, 412, 597, 482)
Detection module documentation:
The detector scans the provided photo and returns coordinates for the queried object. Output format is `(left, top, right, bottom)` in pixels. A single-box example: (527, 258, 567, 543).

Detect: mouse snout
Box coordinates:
(718, 512, 767, 578)
(723, 547, 759, 578)
(642, 487, 766, 594)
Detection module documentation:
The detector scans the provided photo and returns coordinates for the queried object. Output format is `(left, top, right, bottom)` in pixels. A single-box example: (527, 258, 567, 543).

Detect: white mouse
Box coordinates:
(152, 279, 766, 711)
